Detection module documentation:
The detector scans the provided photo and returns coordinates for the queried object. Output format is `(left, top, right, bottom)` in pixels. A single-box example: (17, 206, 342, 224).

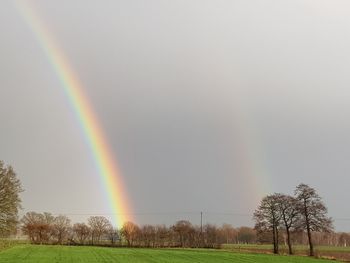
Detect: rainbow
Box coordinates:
(15, 1, 133, 228)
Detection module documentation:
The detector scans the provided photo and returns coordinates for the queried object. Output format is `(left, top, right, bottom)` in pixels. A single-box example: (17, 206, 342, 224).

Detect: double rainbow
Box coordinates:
(16, 2, 132, 228)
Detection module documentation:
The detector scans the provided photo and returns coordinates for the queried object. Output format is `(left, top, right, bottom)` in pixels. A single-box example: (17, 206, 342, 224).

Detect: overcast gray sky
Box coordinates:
(1, 0, 350, 230)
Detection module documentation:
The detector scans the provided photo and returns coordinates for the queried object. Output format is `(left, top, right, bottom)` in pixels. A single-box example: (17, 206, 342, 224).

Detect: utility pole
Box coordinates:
(200, 211, 203, 246)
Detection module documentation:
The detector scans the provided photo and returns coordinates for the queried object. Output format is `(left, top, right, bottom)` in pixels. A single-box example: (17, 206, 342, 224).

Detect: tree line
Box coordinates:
(20, 214, 256, 248)
(19, 211, 350, 250)
(254, 183, 333, 256)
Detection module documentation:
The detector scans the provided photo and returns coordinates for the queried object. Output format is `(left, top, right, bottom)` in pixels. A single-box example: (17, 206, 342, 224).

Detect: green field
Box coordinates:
(223, 243, 350, 252)
(0, 245, 335, 263)
(222, 244, 350, 261)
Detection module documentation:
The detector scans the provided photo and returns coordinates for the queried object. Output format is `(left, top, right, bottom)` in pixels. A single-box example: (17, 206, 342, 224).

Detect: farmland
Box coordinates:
(0, 245, 336, 263)
(223, 244, 350, 261)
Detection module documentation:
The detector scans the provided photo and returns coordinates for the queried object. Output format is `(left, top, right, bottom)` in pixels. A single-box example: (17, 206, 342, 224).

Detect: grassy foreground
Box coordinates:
(222, 244, 350, 261)
(0, 245, 335, 263)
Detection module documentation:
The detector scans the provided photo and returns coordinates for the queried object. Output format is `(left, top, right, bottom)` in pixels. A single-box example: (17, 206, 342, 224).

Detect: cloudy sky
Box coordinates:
(1, 0, 350, 230)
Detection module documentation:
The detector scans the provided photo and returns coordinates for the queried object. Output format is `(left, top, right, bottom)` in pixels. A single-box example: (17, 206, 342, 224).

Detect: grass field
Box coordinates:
(0, 239, 25, 253)
(222, 244, 350, 261)
(223, 243, 350, 252)
(0, 245, 336, 263)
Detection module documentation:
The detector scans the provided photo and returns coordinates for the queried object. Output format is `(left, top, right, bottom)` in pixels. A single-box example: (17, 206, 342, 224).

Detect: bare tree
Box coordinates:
(21, 212, 40, 243)
(219, 224, 238, 244)
(87, 216, 112, 245)
(276, 194, 300, 255)
(52, 215, 71, 244)
(203, 224, 220, 248)
(295, 184, 333, 256)
(254, 194, 281, 254)
(0, 161, 23, 236)
(21, 212, 55, 244)
(155, 224, 169, 247)
(338, 233, 350, 247)
(172, 220, 194, 247)
(237, 227, 256, 244)
(106, 226, 119, 245)
(73, 223, 90, 244)
(120, 221, 140, 247)
(140, 225, 156, 247)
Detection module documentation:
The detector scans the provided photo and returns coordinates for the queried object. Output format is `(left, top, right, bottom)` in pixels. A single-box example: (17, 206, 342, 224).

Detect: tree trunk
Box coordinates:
(307, 224, 314, 256)
(286, 226, 293, 255)
(304, 200, 314, 256)
(272, 225, 278, 254)
(276, 227, 279, 254)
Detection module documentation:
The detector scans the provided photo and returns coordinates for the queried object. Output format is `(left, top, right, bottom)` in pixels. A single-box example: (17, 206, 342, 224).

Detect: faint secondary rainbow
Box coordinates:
(15, 1, 133, 227)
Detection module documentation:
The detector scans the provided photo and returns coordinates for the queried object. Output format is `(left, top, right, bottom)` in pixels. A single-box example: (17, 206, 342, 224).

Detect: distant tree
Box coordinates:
(276, 194, 301, 255)
(237, 227, 256, 244)
(203, 224, 220, 248)
(21, 212, 55, 244)
(192, 225, 202, 248)
(155, 224, 169, 247)
(106, 226, 119, 245)
(219, 224, 238, 244)
(254, 194, 281, 254)
(52, 215, 71, 244)
(73, 223, 90, 244)
(140, 225, 156, 247)
(255, 230, 274, 244)
(88, 216, 112, 245)
(172, 220, 194, 247)
(120, 221, 140, 247)
(0, 161, 23, 236)
(21, 212, 41, 243)
(338, 232, 350, 247)
(295, 184, 333, 256)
